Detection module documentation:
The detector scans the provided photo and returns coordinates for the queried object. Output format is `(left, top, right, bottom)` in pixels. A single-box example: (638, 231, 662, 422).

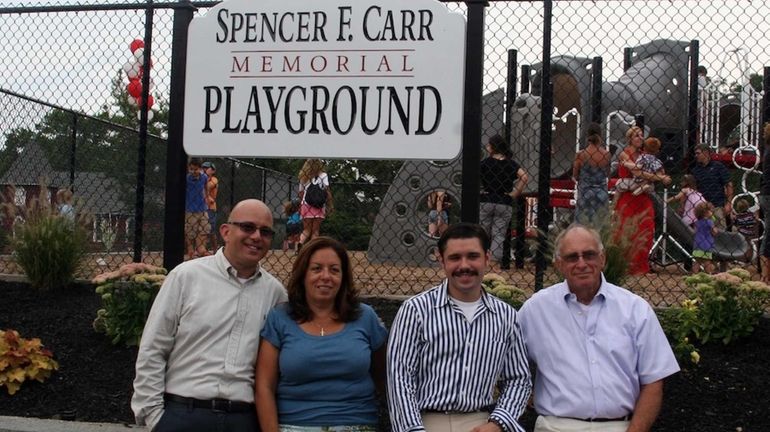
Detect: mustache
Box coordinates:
(452, 269, 479, 277)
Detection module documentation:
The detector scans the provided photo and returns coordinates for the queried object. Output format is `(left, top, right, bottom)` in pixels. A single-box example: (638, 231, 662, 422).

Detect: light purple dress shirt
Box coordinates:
(518, 275, 680, 420)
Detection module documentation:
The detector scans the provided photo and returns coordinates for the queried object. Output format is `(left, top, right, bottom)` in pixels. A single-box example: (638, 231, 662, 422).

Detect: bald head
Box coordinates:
(220, 199, 273, 277)
(554, 224, 604, 261)
(229, 199, 271, 222)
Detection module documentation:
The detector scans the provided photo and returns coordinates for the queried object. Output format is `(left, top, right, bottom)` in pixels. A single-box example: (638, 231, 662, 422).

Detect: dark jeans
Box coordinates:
(154, 400, 259, 432)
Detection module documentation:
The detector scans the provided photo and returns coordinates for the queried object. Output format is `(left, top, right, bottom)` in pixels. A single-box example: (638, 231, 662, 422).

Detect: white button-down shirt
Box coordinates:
(131, 249, 287, 429)
(519, 275, 680, 420)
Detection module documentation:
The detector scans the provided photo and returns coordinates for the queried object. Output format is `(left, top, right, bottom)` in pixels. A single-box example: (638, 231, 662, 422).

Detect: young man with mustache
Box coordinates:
(387, 223, 531, 432)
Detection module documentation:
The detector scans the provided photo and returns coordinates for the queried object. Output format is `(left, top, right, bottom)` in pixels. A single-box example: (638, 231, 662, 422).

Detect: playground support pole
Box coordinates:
(590, 57, 603, 124)
(534, 0, 553, 292)
(686, 40, 700, 169)
(521, 65, 531, 94)
(162, 0, 195, 271)
(623, 47, 632, 72)
(459, 0, 486, 224)
(503, 49, 519, 270)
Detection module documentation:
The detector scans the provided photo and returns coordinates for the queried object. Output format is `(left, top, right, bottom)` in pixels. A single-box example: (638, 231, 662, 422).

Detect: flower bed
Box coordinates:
(1, 280, 769, 430)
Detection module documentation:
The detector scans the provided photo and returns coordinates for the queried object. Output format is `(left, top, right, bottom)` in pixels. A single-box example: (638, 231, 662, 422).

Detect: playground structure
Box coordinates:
(508, 38, 764, 267)
(367, 38, 765, 269)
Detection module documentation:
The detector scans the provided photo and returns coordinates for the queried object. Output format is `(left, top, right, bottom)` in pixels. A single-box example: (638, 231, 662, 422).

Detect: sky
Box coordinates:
(1, 0, 768, 143)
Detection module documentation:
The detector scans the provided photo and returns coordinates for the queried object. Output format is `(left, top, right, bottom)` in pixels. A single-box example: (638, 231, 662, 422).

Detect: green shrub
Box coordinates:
(92, 263, 167, 346)
(11, 195, 87, 291)
(657, 302, 700, 366)
(682, 270, 770, 345)
(482, 273, 528, 310)
(0, 329, 59, 395)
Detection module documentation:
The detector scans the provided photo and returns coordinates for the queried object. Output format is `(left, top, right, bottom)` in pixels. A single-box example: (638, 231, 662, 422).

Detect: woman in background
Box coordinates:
(298, 159, 332, 247)
(614, 126, 671, 274)
(573, 123, 610, 225)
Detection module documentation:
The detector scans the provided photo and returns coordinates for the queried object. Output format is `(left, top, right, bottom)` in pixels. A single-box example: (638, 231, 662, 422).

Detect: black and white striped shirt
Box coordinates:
(387, 280, 531, 432)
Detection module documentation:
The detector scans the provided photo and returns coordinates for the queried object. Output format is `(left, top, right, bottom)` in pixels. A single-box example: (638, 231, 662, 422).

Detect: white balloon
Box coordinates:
(147, 110, 154, 121)
(133, 47, 144, 61)
(122, 61, 133, 74)
(126, 61, 142, 80)
(127, 97, 138, 107)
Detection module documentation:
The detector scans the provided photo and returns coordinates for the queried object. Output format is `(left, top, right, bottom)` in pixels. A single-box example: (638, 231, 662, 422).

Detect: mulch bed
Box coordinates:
(1, 281, 769, 430)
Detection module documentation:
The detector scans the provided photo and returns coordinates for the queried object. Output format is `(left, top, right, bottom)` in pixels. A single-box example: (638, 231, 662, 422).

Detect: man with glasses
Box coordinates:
(132, 199, 288, 432)
(519, 224, 679, 432)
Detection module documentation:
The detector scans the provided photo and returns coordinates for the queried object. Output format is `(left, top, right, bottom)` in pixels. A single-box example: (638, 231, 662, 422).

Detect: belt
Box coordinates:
(164, 393, 254, 413)
(566, 414, 633, 422)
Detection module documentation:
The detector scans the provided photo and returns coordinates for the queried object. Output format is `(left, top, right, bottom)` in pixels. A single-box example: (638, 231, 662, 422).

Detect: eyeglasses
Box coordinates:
(227, 221, 275, 238)
(560, 250, 601, 264)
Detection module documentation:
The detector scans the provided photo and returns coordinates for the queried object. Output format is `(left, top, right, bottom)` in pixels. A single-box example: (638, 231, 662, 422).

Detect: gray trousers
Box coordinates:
(480, 202, 513, 261)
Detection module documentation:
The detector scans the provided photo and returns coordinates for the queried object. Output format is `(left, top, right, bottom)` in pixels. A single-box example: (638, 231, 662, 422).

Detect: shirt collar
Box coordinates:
(433, 279, 497, 313)
(215, 248, 262, 282)
(560, 273, 609, 304)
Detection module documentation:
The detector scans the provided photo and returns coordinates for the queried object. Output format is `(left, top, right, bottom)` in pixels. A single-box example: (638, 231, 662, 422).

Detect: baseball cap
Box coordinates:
(202, 161, 216, 170)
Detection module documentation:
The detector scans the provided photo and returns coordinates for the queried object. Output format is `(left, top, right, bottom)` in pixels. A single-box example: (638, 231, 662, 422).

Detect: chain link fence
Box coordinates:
(1, 0, 768, 306)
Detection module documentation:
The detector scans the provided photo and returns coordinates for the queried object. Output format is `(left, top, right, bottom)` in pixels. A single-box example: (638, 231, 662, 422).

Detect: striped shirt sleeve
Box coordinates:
(387, 300, 426, 432)
(489, 311, 531, 432)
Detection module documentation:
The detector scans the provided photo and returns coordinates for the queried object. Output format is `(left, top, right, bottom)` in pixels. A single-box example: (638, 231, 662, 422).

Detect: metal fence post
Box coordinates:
(460, 0, 487, 224)
(162, 0, 195, 270)
(70, 114, 77, 190)
(534, 0, 553, 291)
(133, 0, 154, 263)
(502, 49, 517, 270)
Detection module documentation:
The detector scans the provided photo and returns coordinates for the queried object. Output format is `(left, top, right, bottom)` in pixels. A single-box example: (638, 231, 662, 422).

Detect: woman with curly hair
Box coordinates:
(298, 159, 333, 246)
(255, 236, 387, 432)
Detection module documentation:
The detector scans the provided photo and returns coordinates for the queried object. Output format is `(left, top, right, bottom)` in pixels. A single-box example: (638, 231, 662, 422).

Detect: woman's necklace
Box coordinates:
(310, 315, 336, 336)
(312, 321, 327, 336)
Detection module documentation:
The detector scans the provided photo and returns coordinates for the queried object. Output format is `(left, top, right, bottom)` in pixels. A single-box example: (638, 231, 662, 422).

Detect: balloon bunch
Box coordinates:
(122, 38, 155, 120)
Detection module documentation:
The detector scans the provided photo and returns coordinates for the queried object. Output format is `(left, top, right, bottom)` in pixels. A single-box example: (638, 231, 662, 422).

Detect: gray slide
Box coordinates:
(651, 193, 751, 262)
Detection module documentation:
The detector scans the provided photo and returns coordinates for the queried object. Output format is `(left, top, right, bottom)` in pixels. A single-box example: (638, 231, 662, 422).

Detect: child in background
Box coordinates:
(693, 201, 717, 274)
(667, 174, 706, 227)
(615, 137, 666, 196)
(283, 198, 302, 252)
(733, 198, 758, 243)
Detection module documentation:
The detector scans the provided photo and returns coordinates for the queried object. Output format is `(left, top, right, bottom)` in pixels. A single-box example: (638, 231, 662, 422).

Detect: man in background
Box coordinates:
(203, 161, 219, 253)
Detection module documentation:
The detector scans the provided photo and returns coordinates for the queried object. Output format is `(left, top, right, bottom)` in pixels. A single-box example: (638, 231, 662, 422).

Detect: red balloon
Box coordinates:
(127, 81, 142, 98)
(130, 39, 145, 54)
(135, 95, 155, 109)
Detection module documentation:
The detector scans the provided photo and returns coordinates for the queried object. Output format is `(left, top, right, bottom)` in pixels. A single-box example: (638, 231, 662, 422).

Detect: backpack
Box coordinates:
(304, 179, 327, 208)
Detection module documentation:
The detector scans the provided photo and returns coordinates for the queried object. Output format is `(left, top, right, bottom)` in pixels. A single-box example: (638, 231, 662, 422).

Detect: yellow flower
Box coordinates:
(690, 351, 701, 364)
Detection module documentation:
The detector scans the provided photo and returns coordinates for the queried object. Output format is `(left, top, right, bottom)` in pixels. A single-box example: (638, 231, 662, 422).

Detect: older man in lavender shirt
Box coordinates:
(519, 224, 679, 432)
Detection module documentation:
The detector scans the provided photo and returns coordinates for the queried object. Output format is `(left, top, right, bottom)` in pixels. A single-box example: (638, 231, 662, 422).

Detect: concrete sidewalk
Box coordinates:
(0, 416, 142, 432)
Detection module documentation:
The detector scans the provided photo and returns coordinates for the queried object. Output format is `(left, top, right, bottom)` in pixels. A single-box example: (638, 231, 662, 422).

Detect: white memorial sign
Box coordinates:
(183, 0, 466, 159)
